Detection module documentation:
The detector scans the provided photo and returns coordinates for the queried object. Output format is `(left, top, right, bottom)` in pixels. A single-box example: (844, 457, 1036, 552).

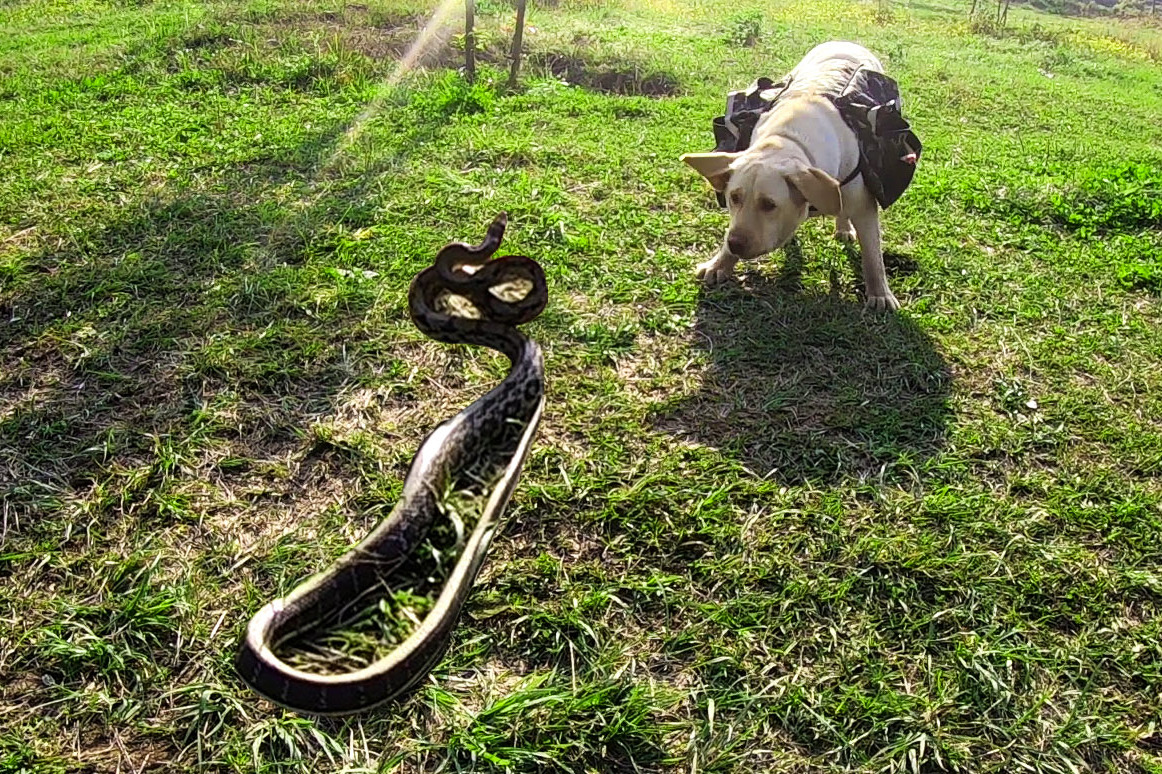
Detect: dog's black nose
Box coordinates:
(727, 234, 747, 256)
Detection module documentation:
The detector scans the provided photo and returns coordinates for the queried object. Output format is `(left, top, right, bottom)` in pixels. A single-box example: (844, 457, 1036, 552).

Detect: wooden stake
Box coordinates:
(508, 0, 528, 91)
(465, 0, 476, 84)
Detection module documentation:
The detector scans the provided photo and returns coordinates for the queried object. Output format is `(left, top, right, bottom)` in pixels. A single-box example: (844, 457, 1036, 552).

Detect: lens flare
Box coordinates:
(326, 0, 462, 166)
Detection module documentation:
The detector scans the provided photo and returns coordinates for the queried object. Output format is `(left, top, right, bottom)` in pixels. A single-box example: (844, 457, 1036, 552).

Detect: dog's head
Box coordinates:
(681, 150, 842, 260)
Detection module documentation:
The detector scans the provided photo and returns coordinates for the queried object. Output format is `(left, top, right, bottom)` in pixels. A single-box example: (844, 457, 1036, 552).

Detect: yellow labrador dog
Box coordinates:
(682, 41, 899, 311)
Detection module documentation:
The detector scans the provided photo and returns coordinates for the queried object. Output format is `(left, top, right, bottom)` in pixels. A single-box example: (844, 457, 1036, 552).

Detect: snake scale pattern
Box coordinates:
(235, 214, 547, 715)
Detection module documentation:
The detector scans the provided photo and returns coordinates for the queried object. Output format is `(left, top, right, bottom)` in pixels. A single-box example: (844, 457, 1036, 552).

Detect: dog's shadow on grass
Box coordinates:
(656, 242, 951, 484)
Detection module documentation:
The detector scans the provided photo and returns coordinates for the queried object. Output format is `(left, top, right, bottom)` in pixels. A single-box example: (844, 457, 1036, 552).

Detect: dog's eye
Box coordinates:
(729, 191, 743, 206)
(758, 197, 777, 212)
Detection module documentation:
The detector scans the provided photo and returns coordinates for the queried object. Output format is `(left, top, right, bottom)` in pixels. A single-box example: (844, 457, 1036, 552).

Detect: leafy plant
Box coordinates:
(723, 10, 763, 47)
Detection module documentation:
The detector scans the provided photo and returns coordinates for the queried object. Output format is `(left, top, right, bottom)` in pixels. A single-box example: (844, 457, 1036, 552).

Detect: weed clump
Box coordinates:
(410, 70, 498, 118)
(1117, 260, 1162, 294)
(1046, 162, 1162, 235)
(973, 162, 1162, 237)
(723, 10, 763, 47)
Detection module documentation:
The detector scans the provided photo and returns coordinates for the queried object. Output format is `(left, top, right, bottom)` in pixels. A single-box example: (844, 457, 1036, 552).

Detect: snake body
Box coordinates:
(235, 214, 546, 715)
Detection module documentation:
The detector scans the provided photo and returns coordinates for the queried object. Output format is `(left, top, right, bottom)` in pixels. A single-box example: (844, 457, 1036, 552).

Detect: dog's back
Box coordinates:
(780, 41, 883, 101)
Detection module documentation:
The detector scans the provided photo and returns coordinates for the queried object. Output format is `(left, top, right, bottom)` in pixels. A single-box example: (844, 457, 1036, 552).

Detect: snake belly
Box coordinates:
(234, 214, 547, 715)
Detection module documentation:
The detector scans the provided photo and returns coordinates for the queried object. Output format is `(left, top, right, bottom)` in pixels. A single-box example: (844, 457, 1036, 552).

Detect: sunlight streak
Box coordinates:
(324, 0, 463, 167)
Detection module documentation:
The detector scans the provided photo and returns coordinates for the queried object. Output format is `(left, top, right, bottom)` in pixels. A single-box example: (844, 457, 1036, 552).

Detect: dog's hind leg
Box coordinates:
(834, 215, 857, 243)
(849, 208, 899, 311)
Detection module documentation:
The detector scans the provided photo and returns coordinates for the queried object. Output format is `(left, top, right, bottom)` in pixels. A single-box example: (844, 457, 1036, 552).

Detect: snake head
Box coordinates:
(411, 214, 547, 331)
(434, 213, 508, 279)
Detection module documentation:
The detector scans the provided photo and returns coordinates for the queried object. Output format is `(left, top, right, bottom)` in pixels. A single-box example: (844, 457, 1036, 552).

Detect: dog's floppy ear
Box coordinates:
(785, 165, 842, 216)
(680, 152, 739, 193)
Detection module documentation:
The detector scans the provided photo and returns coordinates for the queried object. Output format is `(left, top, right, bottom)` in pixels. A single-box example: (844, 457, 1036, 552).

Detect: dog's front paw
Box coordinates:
(695, 259, 736, 286)
(864, 291, 900, 312)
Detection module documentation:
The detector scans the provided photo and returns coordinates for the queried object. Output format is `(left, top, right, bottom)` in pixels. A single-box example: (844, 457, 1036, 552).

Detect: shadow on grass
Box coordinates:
(0, 115, 428, 523)
(656, 241, 952, 484)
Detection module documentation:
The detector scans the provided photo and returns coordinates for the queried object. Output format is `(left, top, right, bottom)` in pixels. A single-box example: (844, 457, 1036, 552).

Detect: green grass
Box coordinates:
(2, 0, 1161, 771)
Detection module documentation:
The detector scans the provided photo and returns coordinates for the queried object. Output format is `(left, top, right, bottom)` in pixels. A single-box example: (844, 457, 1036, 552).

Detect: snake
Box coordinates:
(235, 213, 547, 715)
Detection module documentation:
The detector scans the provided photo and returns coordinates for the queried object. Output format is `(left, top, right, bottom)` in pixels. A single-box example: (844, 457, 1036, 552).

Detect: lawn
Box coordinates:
(1, 0, 1161, 771)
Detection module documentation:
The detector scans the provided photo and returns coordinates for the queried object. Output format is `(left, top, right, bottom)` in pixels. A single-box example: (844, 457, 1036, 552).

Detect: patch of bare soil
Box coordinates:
(529, 51, 681, 96)
(267, 6, 459, 66)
